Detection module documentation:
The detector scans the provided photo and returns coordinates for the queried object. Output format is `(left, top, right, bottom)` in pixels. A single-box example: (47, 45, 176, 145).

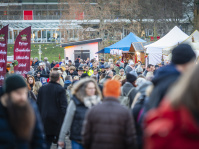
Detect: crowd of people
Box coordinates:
(0, 43, 199, 149)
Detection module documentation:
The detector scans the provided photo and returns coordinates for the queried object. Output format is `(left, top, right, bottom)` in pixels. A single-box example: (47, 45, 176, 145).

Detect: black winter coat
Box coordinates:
(70, 96, 88, 142)
(37, 82, 67, 136)
(82, 97, 137, 149)
(0, 97, 46, 149)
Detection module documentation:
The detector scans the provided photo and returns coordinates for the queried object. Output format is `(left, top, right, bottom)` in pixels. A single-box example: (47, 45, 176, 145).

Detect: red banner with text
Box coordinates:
(0, 25, 8, 87)
(14, 26, 31, 77)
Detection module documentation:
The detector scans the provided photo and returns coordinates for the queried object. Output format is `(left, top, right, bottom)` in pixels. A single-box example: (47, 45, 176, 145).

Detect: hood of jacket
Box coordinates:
(152, 64, 180, 86)
(64, 80, 72, 85)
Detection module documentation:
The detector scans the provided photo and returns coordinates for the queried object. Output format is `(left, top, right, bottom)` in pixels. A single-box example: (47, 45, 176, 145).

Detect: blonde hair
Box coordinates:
(33, 81, 42, 96)
(112, 74, 122, 81)
(167, 64, 199, 113)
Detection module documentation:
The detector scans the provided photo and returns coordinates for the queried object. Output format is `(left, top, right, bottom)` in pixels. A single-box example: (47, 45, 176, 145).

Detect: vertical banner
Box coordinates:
(14, 26, 31, 77)
(0, 25, 8, 87)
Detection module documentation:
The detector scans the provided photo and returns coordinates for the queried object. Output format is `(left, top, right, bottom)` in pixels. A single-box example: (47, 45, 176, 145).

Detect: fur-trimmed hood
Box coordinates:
(72, 78, 102, 102)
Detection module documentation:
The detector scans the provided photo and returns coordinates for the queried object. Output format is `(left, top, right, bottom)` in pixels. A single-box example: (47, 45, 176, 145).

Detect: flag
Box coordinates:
(14, 26, 31, 77)
(0, 25, 8, 87)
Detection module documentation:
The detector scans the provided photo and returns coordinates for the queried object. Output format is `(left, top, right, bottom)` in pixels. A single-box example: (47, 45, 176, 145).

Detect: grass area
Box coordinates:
(7, 43, 65, 63)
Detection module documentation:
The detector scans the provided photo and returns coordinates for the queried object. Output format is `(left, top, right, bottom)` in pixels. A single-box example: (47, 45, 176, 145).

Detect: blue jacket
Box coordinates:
(0, 97, 46, 149)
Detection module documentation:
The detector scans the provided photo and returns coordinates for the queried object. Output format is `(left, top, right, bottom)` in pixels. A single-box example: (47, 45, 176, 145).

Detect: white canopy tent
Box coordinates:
(163, 30, 199, 61)
(145, 26, 189, 65)
(182, 30, 199, 57)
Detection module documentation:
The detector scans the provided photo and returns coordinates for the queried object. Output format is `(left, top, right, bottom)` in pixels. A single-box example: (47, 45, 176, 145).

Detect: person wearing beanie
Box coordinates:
(0, 74, 46, 148)
(82, 79, 137, 149)
(140, 43, 196, 126)
(122, 73, 138, 108)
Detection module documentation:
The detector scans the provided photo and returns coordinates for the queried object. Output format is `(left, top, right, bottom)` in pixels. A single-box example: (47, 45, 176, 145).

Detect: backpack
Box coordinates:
(40, 77, 48, 86)
(118, 87, 134, 108)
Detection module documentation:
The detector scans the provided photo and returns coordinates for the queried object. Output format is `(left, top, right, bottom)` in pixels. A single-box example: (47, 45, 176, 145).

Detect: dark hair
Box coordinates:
(121, 79, 127, 86)
(60, 68, 63, 72)
(52, 67, 59, 71)
(65, 75, 72, 81)
(147, 64, 153, 69)
(50, 71, 60, 82)
(91, 59, 94, 63)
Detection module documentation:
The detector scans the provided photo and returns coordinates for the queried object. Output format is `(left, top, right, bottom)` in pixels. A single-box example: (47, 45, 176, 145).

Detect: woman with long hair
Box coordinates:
(144, 65, 199, 149)
(58, 78, 102, 149)
(27, 75, 35, 91)
(33, 81, 42, 98)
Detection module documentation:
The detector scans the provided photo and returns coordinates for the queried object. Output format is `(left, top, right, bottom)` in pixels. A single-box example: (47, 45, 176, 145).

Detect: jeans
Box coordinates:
(71, 140, 84, 149)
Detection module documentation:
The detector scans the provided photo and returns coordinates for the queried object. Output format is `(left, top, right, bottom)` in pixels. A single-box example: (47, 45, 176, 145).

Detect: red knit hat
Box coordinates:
(103, 80, 121, 98)
(54, 64, 60, 68)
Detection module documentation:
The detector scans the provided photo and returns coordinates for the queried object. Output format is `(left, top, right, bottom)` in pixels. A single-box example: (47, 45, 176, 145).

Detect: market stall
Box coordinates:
(145, 26, 188, 65)
(97, 32, 146, 62)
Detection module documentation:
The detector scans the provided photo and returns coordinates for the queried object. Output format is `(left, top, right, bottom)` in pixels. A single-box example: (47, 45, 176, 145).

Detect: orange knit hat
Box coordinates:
(103, 80, 121, 98)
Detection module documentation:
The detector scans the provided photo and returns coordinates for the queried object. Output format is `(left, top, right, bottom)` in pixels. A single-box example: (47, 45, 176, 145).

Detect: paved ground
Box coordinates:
(51, 136, 71, 149)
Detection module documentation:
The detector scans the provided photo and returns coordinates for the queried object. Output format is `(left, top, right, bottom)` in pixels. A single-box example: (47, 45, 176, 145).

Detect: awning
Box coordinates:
(96, 49, 104, 54)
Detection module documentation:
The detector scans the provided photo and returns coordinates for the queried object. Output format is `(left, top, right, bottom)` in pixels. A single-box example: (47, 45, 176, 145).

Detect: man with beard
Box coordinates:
(0, 74, 46, 149)
(37, 71, 67, 149)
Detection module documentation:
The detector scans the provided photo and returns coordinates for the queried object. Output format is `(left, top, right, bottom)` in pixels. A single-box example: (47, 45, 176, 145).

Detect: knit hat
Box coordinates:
(3, 74, 27, 93)
(103, 80, 121, 98)
(172, 44, 196, 64)
(126, 73, 137, 83)
(54, 64, 60, 68)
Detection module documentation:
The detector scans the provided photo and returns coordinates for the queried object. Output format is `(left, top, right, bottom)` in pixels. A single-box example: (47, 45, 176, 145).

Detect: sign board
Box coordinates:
(23, 10, 33, 20)
(110, 49, 123, 56)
